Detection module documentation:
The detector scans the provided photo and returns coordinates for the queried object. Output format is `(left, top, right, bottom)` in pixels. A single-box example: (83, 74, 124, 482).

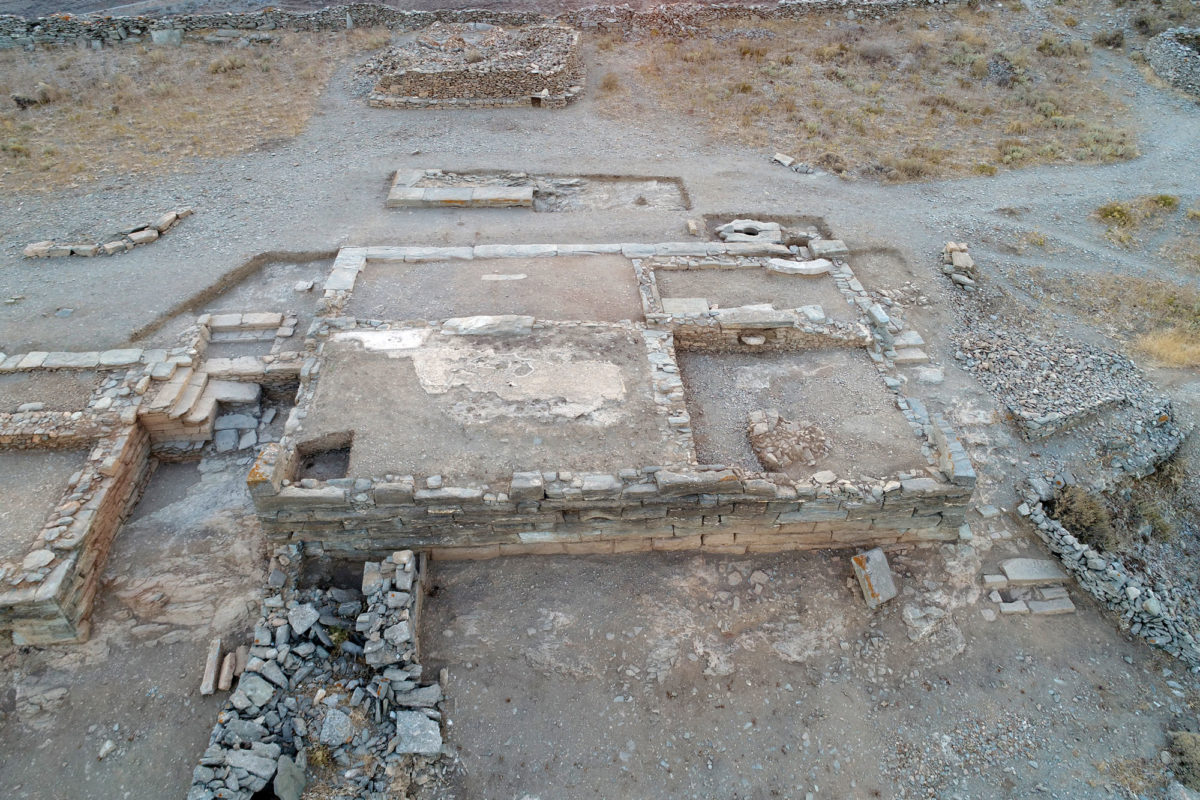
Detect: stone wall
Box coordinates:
(1147, 27, 1200, 98)
(0, 1, 959, 50)
(249, 443, 974, 562)
(0, 424, 151, 644)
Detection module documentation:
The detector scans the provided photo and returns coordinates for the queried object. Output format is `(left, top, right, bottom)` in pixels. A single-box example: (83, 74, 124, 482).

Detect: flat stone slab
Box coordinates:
(809, 239, 849, 259)
(893, 348, 930, 365)
(661, 297, 710, 315)
(392, 710, 443, 755)
(441, 315, 535, 336)
(98, 348, 143, 367)
(713, 304, 794, 329)
(1001, 558, 1069, 586)
(851, 547, 898, 609)
(1028, 597, 1076, 615)
(42, 352, 100, 369)
(765, 257, 832, 276)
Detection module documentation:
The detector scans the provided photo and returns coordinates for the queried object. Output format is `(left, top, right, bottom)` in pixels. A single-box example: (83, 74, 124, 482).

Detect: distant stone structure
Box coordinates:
(1147, 27, 1200, 97)
(360, 23, 584, 109)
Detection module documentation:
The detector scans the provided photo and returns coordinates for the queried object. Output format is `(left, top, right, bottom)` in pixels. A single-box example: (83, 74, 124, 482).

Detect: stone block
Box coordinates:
(422, 187, 473, 206)
(509, 472, 545, 503)
(661, 297, 710, 315)
(714, 304, 794, 329)
(809, 239, 849, 259)
(1028, 597, 1075, 615)
(470, 186, 535, 207)
(442, 315, 534, 336)
(1000, 558, 1068, 586)
(851, 547, 898, 608)
(765, 257, 832, 276)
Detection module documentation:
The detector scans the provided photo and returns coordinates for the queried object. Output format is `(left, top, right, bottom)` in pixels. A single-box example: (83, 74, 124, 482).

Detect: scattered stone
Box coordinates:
(287, 603, 319, 635)
(1028, 597, 1075, 615)
(319, 708, 354, 746)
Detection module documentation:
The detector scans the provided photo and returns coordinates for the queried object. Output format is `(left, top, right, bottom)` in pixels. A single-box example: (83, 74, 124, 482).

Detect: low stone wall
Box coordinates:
(1147, 27, 1200, 98)
(249, 442, 973, 562)
(0, 1, 958, 49)
(667, 310, 869, 353)
(1019, 486, 1200, 668)
(0, 424, 151, 644)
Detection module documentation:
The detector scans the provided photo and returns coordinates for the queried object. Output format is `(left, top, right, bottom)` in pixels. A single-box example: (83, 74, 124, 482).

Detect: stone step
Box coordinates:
(1028, 597, 1075, 615)
(143, 366, 195, 413)
(207, 379, 261, 405)
(167, 372, 209, 420)
(184, 389, 218, 428)
(1000, 558, 1069, 587)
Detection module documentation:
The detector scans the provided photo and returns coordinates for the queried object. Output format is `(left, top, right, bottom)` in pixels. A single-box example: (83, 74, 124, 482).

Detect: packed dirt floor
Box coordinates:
(1, 1, 1200, 798)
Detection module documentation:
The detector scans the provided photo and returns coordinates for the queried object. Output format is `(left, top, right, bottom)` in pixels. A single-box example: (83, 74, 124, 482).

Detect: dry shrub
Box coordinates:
(599, 72, 622, 93)
(1051, 485, 1117, 551)
(1093, 29, 1125, 49)
(1172, 731, 1200, 791)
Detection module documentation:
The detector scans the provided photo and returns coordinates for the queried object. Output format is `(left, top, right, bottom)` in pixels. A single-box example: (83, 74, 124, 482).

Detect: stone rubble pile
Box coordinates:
(953, 320, 1172, 441)
(187, 549, 444, 800)
(22, 208, 192, 258)
(359, 23, 583, 108)
(747, 408, 829, 470)
(1147, 27, 1200, 98)
(939, 242, 978, 289)
(1018, 487, 1200, 670)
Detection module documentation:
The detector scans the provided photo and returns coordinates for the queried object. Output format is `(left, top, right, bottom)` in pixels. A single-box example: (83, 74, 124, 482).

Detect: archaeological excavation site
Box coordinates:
(1, 0, 1200, 798)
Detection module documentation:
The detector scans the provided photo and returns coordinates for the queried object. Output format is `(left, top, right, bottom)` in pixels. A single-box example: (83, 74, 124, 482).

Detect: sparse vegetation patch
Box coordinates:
(599, 7, 1139, 182)
(0, 29, 391, 193)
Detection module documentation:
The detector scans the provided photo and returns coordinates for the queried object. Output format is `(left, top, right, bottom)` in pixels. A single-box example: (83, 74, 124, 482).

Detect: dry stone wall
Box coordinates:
(0, 1, 960, 50)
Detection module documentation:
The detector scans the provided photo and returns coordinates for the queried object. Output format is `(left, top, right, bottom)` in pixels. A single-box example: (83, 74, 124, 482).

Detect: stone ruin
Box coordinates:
(1147, 27, 1200, 98)
(358, 22, 584, 109)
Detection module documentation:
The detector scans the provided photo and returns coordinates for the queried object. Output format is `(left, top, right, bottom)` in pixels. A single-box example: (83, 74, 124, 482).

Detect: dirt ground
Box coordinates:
(0, 371, 96, 412)
(0, 449, 86, 562)
(346, 255, 644, 323)
(302, 326, 679, 481)
(0, 1, 1199, 799)
(423, 546, 1188, 799)
(679, 348, 924, 478)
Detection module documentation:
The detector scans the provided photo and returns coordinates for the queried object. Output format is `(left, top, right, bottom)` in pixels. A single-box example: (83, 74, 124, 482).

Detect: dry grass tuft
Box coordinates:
(1137, 329, 1200, 367)
(1094, 195, 1180, 246)
(599, 71, 623, 94)
(596, 7, 1139, 181)
(0, 28, 390, 193)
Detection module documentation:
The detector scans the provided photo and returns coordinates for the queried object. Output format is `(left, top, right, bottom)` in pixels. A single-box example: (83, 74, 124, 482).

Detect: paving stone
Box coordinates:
(1001, 558, 1069, 586)
(893, 348, 930, 365)
(273, 755, 306, 800)
(809, 239, 849, 259)
(982, 574, 1009, 590)
(1028, 597, 1076, 615)
(441, 315, 534, 336)
(661, 297, 710, 315)
(98, 348, 142, 367)
(42, 351, 100, 369)
(765, 257, 832, 276)
(999, 600, 1030, 615)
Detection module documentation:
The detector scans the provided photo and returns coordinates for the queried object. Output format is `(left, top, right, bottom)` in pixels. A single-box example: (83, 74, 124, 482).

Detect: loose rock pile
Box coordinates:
(747, 408, 829, 470)
(940, 241, 978, 289)
(187, 549, 445, 800)
(23, 208, 192, 258)
(1147, 27, 1200, 98)
(953, 321, 1167, 440)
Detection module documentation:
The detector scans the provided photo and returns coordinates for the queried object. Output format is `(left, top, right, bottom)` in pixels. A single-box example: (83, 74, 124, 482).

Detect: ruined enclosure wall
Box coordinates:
(1147, 27, 1200, 97)
(0, 425, 150, 644)
(249, 445, 973, 562)
(666, 316, 868, 353)
(1, 1, 959, 49)
(374, 50, 584, 101)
